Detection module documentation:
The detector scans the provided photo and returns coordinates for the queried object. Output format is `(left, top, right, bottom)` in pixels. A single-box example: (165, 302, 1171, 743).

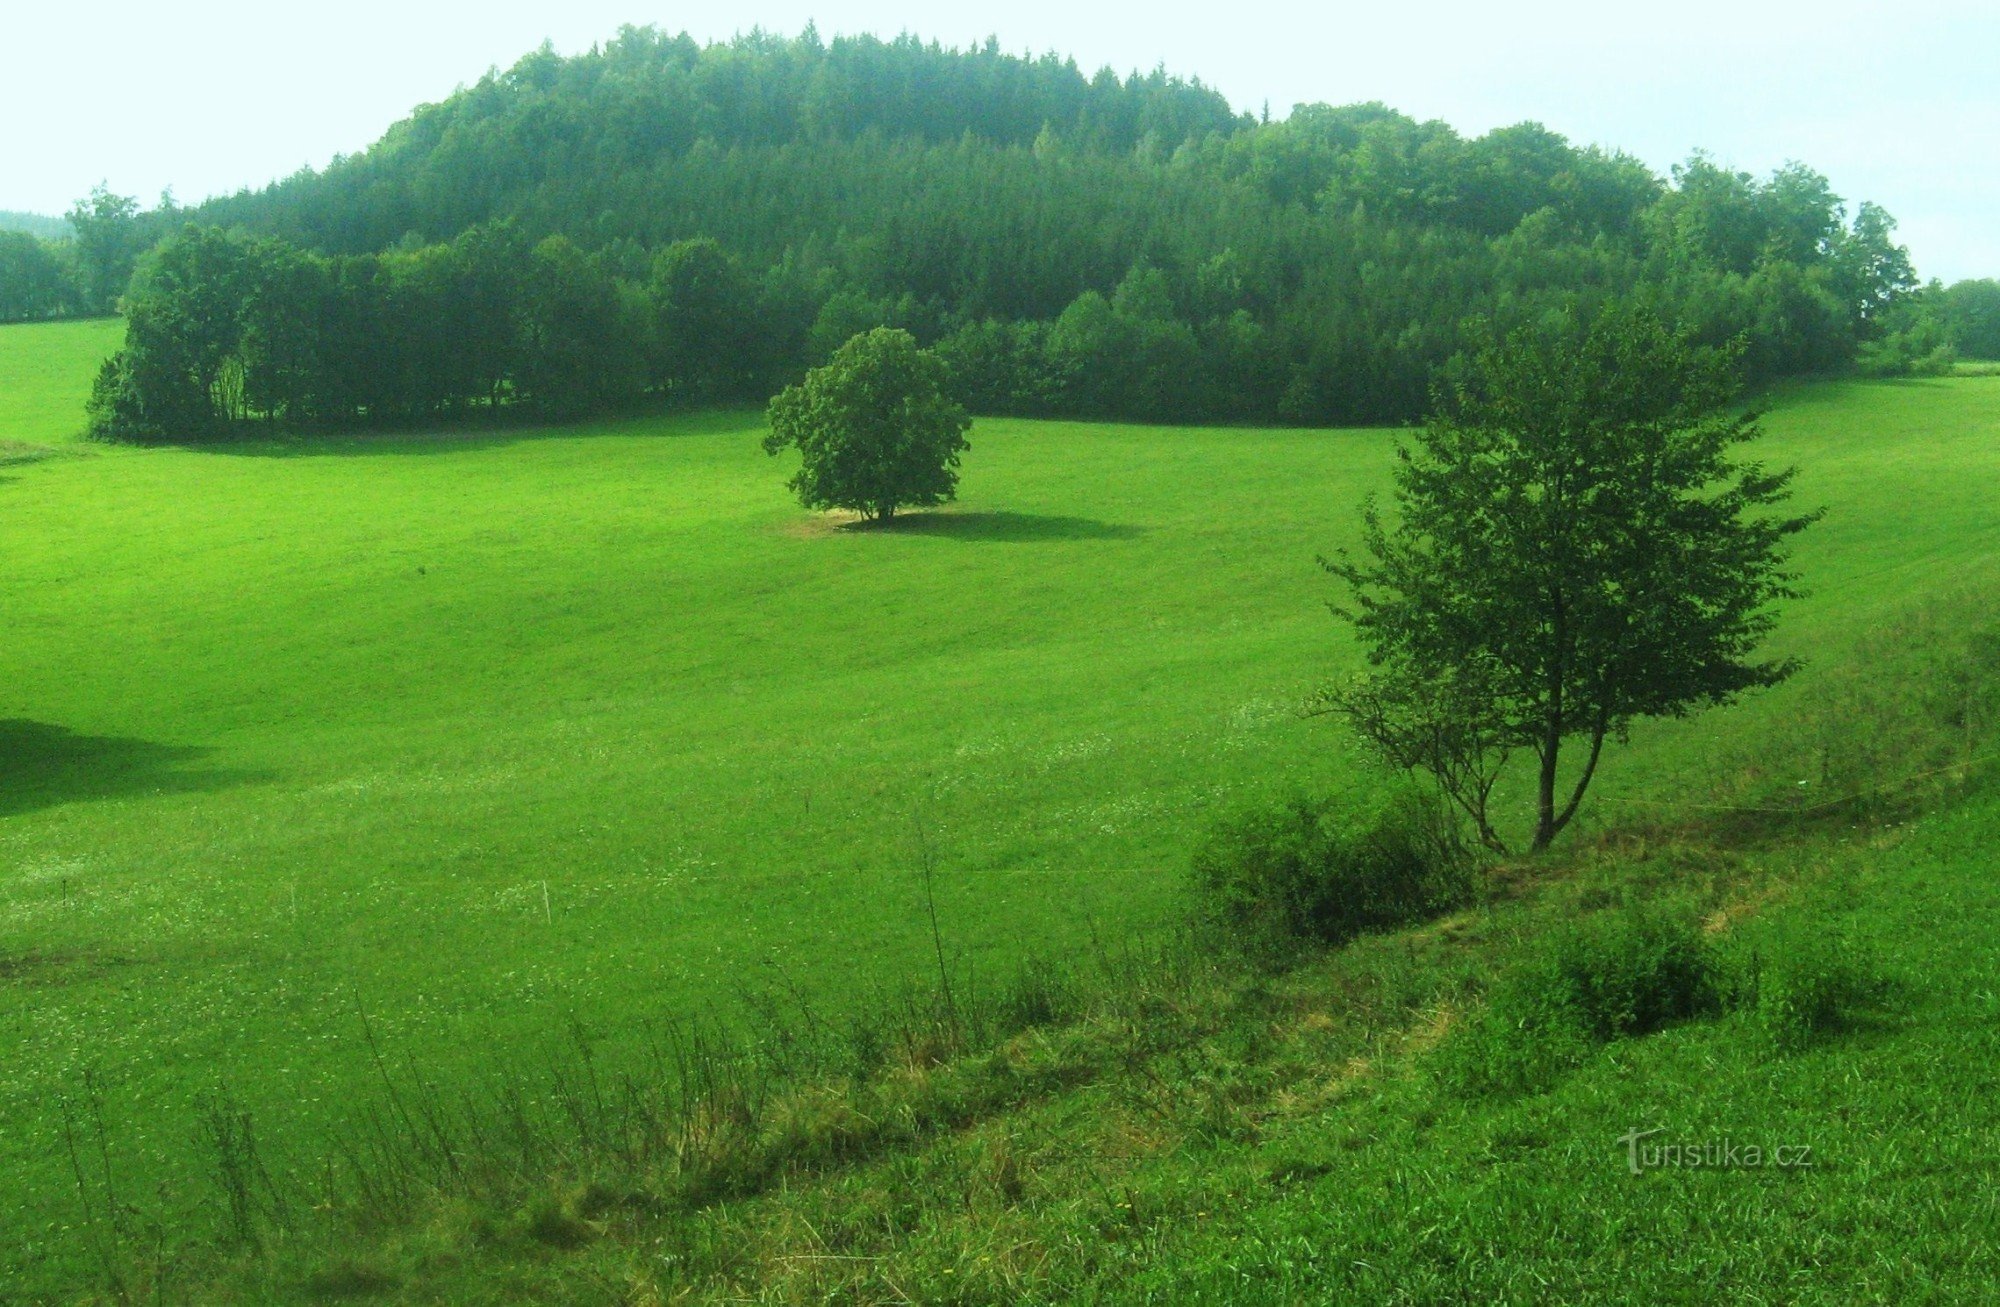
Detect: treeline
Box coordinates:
(193, 27, 1248, 255)
(0, 231, 75, 321)
(1938, 279, 2000, 360)
(79, 28, 1993, 439)
(88, 225, 775, 439)
(0, 211, 71, 240)
(0, 190, 172, 323)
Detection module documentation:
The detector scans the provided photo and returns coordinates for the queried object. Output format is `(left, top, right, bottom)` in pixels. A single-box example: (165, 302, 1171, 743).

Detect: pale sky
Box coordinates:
(5, 1, 1995, 282)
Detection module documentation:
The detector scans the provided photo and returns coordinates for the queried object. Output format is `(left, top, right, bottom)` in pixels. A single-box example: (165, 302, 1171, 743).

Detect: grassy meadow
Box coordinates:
(481, 774, 2000, 1305)
(2, 316, 1999, 1297)
(0, 316, 121, 453)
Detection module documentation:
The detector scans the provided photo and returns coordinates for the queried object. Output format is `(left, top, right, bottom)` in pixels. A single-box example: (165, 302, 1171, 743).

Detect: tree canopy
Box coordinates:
(763, 327, 971, 522)
(1325, 308, 1820, 852)
(0, 231, 73, 322)
(63, 27, 1979, 439)
(1939, 279, 2000, 360)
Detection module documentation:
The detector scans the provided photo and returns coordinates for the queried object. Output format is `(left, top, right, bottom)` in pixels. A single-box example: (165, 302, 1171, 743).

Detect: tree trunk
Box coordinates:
(1548, 717, 1610, 844)
(1532, 717, 1609, 852)
(1532, 731, 1561, 852)
(1534, 587, 1569, 852)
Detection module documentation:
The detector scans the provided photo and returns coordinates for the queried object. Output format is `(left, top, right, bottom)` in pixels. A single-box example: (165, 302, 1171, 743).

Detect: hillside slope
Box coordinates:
(134, 28, 1929, 431)
(184, 767, 2000, 1303)
(6, 316, 1995, 1299)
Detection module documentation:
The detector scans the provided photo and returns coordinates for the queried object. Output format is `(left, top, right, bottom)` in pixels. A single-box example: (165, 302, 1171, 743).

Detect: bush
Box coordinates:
(1517, 909, 1721, 1042)
(1855, 327, 1957, 377)
(1441, 908, 1720, 1095)
(1190, 788, 1471, 952)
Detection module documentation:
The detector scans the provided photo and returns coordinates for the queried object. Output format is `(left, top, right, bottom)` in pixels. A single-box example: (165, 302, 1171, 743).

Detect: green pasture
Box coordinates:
(1, 316, 1997, 1292)
(600, 755, 2000, 1306)
(1134, 784, 2000, 1303)
(0, 316, 120, 451)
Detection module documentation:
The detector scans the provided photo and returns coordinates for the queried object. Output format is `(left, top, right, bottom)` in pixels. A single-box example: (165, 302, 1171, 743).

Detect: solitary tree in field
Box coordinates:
(1323, 307, 1819, 853)
(763, 327, 971, 523)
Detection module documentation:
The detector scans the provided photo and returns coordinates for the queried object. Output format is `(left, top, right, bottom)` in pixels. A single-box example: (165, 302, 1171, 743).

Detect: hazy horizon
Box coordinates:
(6, 1, 1994, 282)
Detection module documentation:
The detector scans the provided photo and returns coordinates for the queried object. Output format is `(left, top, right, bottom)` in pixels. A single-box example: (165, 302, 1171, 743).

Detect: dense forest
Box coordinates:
(9, 27, 1989, 440)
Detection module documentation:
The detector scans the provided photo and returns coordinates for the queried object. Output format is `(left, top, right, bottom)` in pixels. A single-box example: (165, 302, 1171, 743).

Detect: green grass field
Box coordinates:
(3, 317, 1999, 1297)
(0, 316, 121, 452)
(500, 774, 1998, 1305)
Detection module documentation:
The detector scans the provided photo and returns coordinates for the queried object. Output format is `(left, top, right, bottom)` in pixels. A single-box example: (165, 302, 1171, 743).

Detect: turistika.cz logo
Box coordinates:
(1617, 1127, 1815, 1175)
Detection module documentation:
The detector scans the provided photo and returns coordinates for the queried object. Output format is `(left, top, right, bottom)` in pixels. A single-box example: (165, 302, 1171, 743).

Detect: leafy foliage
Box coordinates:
(1938, 278, 2000, 360)
(648, 236, 759, 398)
(1189, 788, 1471, 952)
(1326, 307, 1820, 851)
(68, 28, 1957, 438)
(0, 231, 76, 323)
(67, 186, 152, 314)
(0, 210, 71, 240)
(86, 224, 659, 440)
(87, 226, 258, 440)
(762, 327, 971, 521)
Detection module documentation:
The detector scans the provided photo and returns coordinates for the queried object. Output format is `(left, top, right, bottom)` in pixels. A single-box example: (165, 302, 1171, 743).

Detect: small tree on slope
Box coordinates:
(1323, 307, 1820, 853)
(763, 327, 971, 523)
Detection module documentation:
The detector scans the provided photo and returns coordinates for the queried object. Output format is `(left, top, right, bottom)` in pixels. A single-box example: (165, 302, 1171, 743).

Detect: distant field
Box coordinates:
(0, 316, 122, 449)
(1, 317, 1998, 1292)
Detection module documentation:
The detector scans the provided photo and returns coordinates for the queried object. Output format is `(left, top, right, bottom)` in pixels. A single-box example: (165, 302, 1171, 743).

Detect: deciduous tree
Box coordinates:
(763, 327, 970, 522)
(66, 186, 144, 313)
(1323, 307, 1819, 852)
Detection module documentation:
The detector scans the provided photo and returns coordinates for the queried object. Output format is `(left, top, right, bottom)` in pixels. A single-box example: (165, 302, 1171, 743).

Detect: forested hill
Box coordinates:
(191, 26, 1673, 312)
(0, 211, 69, 240)
(195, 28, 1249, 257)
(82, 28, 1955, 442)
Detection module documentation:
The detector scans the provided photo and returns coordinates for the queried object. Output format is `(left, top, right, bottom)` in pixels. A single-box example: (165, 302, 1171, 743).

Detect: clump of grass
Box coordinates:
(1441, 901, 1898, 1095)
(1190, 787, 1474, 956)
(520, 1197, 594, 1250)
(1736, 932, 1890, 1051)
(993, 958, 1081, 1036)
(1440, 908, 1720, 1096)
(300, 1259, 398, 1299)
(1522, 909, 1721, 1043)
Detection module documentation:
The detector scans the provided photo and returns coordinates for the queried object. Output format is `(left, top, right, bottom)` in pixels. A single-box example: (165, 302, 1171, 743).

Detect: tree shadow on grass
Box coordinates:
(0, 441, 61, 468)
(848, 510, 1143, 542)
(0, 720, 268, 818)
